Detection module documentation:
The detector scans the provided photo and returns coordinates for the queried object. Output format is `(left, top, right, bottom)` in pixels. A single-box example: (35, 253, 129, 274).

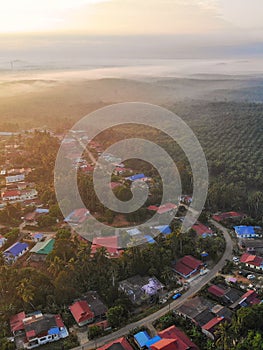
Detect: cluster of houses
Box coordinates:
(177, 282, 261, 341)
(233, 225, 263, 271)
(1, 235, 55, 264)
(10, 310, 69, 349)
(0, 168, 38, 204)
(97, 325, 199, 350)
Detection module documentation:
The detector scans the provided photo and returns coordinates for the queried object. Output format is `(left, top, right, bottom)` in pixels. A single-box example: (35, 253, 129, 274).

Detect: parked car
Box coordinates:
(172, 293, 182, 300)
(233, 257, 239, 263)
(247, 274, 256, 280)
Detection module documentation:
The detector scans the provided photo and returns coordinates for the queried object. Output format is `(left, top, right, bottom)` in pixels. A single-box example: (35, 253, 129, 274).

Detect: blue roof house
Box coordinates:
(134, 331, 151, 348)
(153, 225, 172, 235)
(127, 174, 146, 182)
(4, 242, 29, 263)
(234, 226, 261, 238)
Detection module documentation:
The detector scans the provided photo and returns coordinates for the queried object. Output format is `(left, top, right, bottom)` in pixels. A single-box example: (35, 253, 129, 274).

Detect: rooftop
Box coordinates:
(97, 337, 133, 350)
(69, 300, 94, 325)
(134, 331, 151, 347)
(212, 211, 245, 222)
(157, 325, 199, 350)
(30, 239, 55, 255)
(208, 285, 226, 298)
(202, 317, 224, 332)
(173, 255, 202, 278)
(240, 253, 263, 266)
(234, 226, 261, 237)
(4, 242, 29, 257)
(192, 222, 213, 236)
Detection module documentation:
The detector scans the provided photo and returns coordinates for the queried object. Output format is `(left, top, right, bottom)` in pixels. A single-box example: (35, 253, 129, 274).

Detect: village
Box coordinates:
(0, 130, 263, 350)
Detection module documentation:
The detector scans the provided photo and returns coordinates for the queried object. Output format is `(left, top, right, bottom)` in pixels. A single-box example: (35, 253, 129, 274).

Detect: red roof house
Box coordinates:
(91, 236, 124, 258)
(150, 338, 177, 350)
(97, 337, 133, 350)
(202, 317, 224, 339)
(69, 300, 95, 326)
(212, 212, 245, 222)
(173, 255, 203, 279)
(192, 222, 213, 238)
(148, 203, 177, 214)
(10, 312, 26, 334)
(240, 253, 263, 270)
(207, 285, 226, 298)
(2, 190, 21, 201)
(152, 325, 199, 350)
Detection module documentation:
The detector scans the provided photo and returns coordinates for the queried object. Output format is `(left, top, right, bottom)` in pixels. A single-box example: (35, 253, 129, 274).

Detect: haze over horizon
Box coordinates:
(1, 0, 263, 72)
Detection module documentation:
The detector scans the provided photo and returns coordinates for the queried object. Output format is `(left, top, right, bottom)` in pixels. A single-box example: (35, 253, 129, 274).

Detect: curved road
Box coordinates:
(74, 220, 233, 350)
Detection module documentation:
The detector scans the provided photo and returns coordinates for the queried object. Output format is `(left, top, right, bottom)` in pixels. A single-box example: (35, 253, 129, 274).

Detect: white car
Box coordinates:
(247, 274, 256, 280)
(233, 257, 239, 262)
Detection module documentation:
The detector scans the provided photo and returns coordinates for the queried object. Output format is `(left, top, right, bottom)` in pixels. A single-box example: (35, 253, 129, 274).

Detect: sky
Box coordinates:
(0, 0, 262, 35)
(0, 0, 263, 67)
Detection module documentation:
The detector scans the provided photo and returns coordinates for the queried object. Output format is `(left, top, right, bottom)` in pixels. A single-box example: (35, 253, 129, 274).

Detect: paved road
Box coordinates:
(73, 219, 233, 350)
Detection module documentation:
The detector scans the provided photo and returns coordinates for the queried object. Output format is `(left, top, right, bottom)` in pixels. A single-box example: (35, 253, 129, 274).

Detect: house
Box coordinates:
(207, 285, 226, 298)
(1, 189, 21, 201)
(234, 226, 262, 239)
(10, 311, 68, 349)
(91, 236, 124, 258)
(180, 195, 192, 205)
(152, 225, 172, 235)
(177, 296, 214, 325)
(1, 188, 38, 202)
(31, 233, 44, 242)
(148, 203, 177, 215)
(239, 238, 263, 255)
(119, 275, 164, 305)
(151, 325, 199, 350)
(222, 287, 244, 305)
(144, 235, 156, 244)
(81, 164, 94, 173)
(126, 173, 149, 182)
(84, 291, 107, 319)
(97, 337, 133, 350)
(192, 222, 213, 238)
(240, 253, 263, 271)
(212, 212, 245, 222)
(173, 255, 203, 279)
(0, 234, 7, 248)
(10, 311, 26, 334)
(134, 330, 151, 348)
(202, 317, 225, 340)
(30, 239, 55, 262)
(4, 242, 29, 263)
(211, 305, 233, 322)
(20, 189, 38, 201)
(230, 289, 261, 310)
(64, 208, 90, 225)
(126, 228, 142, 236)
(24, 208, 49, 226)
(113, 167, 132, 176)
(109, 182, 122, 189)
(69, 300, 95, 326)
(6, 174, 25, 184)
